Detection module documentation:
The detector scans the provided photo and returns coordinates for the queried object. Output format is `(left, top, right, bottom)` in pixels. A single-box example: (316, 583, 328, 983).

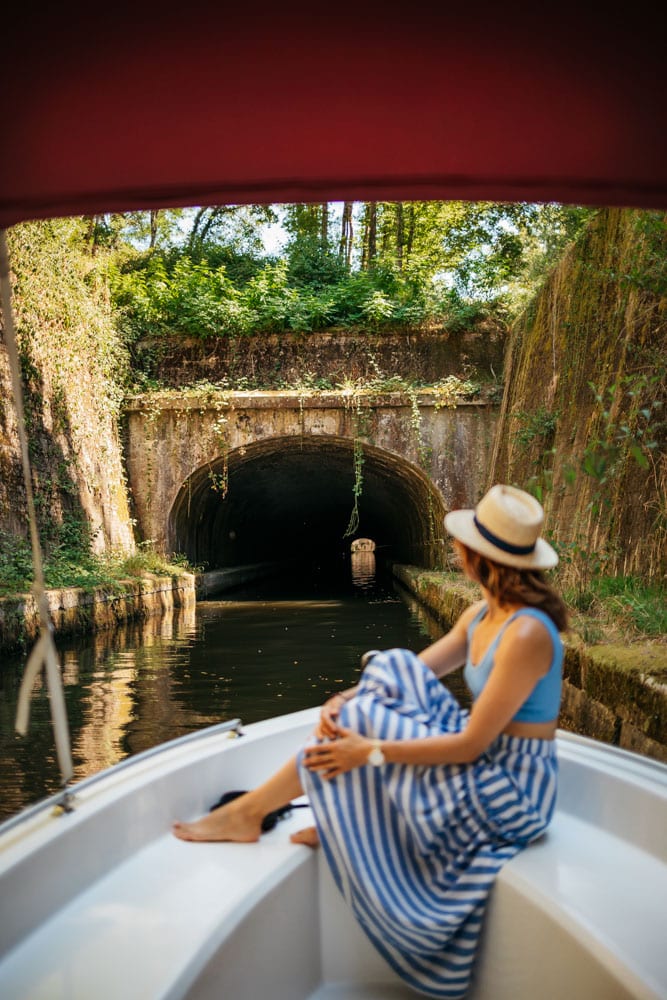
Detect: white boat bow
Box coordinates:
(0, 708, 665, 1000)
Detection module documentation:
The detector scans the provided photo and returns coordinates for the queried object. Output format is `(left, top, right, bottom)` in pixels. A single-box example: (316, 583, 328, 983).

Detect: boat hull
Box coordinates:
(0, 710, 665, 999)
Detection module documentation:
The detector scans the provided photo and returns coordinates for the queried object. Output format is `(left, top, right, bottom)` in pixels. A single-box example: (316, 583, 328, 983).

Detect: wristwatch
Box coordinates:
(367, 740, 386, 767)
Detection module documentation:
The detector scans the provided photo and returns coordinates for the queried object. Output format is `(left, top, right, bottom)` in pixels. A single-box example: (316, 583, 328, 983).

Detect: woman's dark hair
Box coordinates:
(456, 542, 569, 631)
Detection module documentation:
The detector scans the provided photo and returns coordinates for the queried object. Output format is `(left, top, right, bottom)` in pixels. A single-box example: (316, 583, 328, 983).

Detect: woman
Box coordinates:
(173, 484, 568, 999)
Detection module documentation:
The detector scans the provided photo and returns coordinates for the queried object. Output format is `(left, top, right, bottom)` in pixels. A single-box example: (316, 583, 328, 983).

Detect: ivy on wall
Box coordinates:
(1, 219, 135, 567)
(492, 208, 666, 586)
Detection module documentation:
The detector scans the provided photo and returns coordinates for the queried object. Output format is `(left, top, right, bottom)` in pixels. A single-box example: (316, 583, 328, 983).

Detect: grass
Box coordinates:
(129, 371, 488, 399)
(0, 533, 195, 599)
(563, 575, 666, 645)
(429, 561, 665, 645)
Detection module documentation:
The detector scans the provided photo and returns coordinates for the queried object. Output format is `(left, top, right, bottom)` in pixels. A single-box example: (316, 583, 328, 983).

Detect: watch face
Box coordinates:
(368, 746, 385, 767)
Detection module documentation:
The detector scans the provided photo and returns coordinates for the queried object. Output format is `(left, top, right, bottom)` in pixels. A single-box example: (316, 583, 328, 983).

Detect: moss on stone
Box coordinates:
(489, 208, 666, 585)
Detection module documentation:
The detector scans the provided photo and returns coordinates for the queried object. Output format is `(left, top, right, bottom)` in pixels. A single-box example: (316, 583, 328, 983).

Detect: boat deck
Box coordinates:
(0, 712, 665, 999)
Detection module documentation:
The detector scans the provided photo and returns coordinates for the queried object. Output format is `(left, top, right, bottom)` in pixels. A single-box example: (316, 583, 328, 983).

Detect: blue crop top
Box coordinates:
(464, 605, 563, 723)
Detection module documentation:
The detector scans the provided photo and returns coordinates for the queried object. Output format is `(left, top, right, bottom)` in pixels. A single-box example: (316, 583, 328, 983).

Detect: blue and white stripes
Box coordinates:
(298, 649, 558, 999)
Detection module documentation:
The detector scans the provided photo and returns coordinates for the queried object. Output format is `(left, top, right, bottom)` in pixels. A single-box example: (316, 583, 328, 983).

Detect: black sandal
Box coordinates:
(209, 790, 309, 833)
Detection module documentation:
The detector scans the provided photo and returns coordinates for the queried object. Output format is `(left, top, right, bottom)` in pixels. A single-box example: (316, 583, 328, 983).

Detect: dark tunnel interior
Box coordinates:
(168, 436, 447, 574)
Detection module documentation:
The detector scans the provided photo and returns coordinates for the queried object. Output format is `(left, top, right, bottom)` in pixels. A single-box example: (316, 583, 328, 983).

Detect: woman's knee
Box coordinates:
(361, 648, 436, 700)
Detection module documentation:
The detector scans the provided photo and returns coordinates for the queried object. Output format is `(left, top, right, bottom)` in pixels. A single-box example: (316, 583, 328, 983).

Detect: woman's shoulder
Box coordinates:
(458, 599, 487, 630)
(508, 606, 561, 636)
(502, 608, 562, 662)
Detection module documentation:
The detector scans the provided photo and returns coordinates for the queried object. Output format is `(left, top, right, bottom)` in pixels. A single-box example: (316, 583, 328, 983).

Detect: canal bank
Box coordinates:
(0, 574, 197, 652)
(393, 564, 667, 765)
(0, 563, 287, 651)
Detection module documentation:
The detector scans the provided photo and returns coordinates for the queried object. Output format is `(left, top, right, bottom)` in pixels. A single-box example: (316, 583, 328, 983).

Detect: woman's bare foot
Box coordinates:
(172, 797, 263, 843)
(290, 825, 320, 849)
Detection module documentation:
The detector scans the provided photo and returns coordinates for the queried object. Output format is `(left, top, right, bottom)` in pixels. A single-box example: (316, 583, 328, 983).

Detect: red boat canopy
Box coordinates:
(1, 1, 666, 228)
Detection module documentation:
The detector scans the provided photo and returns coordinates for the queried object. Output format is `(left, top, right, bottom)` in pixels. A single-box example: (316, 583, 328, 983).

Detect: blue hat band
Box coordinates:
(473, 514, 536, 556)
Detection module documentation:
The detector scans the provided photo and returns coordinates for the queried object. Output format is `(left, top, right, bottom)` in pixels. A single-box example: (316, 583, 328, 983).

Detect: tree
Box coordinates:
(339, 202, 354, 271)
(187, 205, 277, 254)
(360, 202, 377, 270)
(284, 204, 344, 287)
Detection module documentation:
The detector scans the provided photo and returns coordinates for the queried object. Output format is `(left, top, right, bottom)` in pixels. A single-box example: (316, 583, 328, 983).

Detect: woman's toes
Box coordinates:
(290, 826, 320, 848)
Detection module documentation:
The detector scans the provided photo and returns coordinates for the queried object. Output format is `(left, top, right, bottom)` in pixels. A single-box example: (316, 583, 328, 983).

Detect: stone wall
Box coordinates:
(0, 574, 196, 652)
(489, 208, 666, 582)
(133, 324, 506, 389)
(1, 221, 136, 556)
(123, 391, 499, 567)
(393, 564, 667, 764)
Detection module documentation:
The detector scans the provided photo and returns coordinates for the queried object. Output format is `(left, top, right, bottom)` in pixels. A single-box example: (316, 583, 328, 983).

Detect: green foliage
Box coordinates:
(0, 527, 195, 598)
(110, 242, 497, 339)
(572, 375, 663, 514)
(0, 531, 34, 596)
(110, 253, 252, 340)
(515, 406, 559, 449)
(343, 432, 365, 539)
(108, 200, 592, 341)
(514, 406, 560, 502)
(285, 233, 347, 288)
(549, 533, 615, 600)
(0, 518, 103, 595)
(188, 205, 277, 255)
(621, 212, 666, 295)
(563, 573, 667, 639)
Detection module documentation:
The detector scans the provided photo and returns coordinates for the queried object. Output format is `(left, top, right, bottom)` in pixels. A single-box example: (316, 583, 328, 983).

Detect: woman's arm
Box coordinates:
(382, 616, 552, 763)
(417, 600, 485, 678)
(303, 616, 553, 775)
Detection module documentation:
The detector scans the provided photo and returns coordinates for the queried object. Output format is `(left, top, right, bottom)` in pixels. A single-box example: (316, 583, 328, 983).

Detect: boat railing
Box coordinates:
(0, 717, 244, 838)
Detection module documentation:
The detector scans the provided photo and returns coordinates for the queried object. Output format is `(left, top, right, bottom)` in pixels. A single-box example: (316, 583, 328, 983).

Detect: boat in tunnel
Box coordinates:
(0, 2, 665, 998)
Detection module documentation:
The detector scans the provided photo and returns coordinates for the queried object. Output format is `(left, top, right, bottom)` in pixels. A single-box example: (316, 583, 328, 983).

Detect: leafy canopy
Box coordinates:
(103, 201, 594, 340)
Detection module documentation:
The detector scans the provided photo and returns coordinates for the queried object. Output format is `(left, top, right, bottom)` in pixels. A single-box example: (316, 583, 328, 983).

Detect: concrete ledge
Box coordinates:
(195, 562, 283, 598)
(392, 564, 667, 764)
(0, 573, 196, 652)
(124, 389, 494, 411)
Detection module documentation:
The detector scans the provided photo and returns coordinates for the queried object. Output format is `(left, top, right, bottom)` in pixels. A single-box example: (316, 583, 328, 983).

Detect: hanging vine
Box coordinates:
(343, 433, 365, 538)
(343, 393, 369, 538)
(207, 400, 232, 498)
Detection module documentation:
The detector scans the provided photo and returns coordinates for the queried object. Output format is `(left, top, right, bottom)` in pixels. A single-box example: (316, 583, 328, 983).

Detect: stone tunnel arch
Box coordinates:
(168, 435, 447, 572)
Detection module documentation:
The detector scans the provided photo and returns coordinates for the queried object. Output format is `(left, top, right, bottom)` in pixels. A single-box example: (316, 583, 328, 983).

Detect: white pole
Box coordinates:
(0, 228, 74, 788)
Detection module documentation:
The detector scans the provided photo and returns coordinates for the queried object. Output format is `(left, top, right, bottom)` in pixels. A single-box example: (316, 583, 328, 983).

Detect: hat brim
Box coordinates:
(444, 509, 558, 570)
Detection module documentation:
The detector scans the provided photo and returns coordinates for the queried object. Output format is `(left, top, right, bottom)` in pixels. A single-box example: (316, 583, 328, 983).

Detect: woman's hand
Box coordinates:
(303, 727, 372, 779)
(316, 694, 347, 740)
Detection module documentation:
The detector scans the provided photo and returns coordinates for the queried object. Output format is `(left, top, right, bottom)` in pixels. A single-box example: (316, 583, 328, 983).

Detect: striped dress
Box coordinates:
(297, 648, 559, 999)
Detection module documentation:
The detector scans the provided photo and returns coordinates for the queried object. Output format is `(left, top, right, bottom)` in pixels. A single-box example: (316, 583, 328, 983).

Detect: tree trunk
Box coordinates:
(198, 208, 222, 244)
(188, 207, 208, 246)
(405, 204, 416, 266)
(321, 203, 329, 246)
(396, 203, 404, 271)
(361, 202, 377, 270)
(149, 210, 159, 248)
(85, 216, 98, 253)
(339, 202, 354, 270)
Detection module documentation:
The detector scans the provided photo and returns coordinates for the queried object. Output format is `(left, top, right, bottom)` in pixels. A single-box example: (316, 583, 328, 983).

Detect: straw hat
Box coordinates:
(444, 484, 558, 570)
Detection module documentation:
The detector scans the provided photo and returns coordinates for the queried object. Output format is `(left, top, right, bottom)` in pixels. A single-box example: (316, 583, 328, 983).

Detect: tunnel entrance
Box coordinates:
(168, 435, 447, 573)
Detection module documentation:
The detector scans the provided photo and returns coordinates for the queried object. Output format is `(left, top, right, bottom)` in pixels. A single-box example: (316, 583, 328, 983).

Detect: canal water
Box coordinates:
(0, 557, 469, 822)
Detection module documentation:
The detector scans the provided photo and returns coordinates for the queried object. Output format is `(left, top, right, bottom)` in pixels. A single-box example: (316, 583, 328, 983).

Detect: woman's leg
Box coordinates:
(173, 754, 304, 842)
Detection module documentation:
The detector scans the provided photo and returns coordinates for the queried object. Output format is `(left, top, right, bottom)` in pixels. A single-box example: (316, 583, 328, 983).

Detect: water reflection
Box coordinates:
(0, 569, 468, 821)
(351, 549, 376, 590)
